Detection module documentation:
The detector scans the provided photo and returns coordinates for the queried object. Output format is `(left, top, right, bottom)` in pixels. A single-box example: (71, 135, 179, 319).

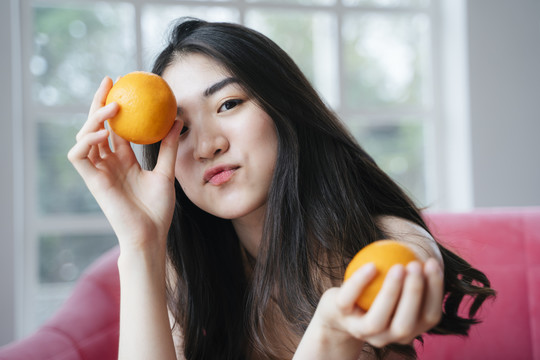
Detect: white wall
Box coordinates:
(0, 0, 16, 347)
(467, 0, 540, 207)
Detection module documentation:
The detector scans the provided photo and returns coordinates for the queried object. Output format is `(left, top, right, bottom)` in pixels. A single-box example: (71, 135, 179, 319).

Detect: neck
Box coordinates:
(231, 206, 266, 258)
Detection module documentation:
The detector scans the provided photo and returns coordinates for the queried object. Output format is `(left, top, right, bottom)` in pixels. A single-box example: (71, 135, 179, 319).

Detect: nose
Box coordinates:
(193, 122, 229, 160)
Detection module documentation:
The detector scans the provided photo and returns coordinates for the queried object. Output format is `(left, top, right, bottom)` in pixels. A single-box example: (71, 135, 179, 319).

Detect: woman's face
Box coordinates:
(162, 53, 278, 222)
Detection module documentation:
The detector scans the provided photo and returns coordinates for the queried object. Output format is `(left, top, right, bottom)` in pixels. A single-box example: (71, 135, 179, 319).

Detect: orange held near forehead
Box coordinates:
(105, 71, 177, 145)
(344, 240, 420, 311)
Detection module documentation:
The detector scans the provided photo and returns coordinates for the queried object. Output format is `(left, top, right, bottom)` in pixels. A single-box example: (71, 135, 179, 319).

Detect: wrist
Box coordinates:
(118, 232, 166, 255)
(117, 239, 167, 274)
(112, 219, 168, 254)
(295, 310, 364, 360)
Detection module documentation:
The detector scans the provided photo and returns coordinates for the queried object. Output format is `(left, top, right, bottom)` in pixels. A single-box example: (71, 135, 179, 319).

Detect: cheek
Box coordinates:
(174, 148, 193, 186)
(256, 140, 278, 172)
(175, 169, 196, 199)
(257, 122, 278, 164)
(249, 124, 278, 181)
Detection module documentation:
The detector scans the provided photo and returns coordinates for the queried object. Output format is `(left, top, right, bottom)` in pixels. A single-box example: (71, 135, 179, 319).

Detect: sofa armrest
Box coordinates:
(0, 246, 121, 360)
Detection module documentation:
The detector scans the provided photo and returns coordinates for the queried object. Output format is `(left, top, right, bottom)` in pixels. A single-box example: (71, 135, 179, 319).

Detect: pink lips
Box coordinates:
(203, 165, 239, 185)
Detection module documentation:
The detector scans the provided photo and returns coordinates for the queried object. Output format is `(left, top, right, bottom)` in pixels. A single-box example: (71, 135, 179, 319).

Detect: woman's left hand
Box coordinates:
(294, 258, 444, 359)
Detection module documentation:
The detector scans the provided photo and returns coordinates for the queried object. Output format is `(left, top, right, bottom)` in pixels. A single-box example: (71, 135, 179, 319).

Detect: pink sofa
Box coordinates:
(1, 207, 539, 359)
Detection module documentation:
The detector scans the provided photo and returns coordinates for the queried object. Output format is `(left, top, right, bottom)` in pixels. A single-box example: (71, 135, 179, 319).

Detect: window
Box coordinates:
(16, 0, 438, 337)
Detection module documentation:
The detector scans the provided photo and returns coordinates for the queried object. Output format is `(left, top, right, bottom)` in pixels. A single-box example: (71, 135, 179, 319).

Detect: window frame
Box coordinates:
(5, 0, 471, 341)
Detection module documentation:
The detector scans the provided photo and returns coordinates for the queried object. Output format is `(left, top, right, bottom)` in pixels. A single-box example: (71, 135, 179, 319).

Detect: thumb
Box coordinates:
(154, 120, 182, 180)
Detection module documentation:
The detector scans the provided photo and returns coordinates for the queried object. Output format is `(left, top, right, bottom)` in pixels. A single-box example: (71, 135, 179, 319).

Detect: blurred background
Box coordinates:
(1, 0, 538, 347)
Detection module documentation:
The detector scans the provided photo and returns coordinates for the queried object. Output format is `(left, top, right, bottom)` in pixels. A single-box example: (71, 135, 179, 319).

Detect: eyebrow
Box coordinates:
(176, 77, 241, 116)
(203, 77, 240, 97)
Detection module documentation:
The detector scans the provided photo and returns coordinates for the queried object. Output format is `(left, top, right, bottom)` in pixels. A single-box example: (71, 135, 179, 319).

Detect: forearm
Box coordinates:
(117, 245, 176, 360)
(294, 314, 364, 360)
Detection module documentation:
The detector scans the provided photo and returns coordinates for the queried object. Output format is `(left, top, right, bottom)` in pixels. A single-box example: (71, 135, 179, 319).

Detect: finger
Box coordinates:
(108, 124, 132, 155)
(88, 144, 101, 165)
(362, 264, 405, 332)
(77, 101, 119, 141)
(89, 76, 114, 115)
(389, 261, 424, 340)
(337, 263, 377, 313)
(68, 129, 110, 176)
(98, 121, 113, 157)
(98, 141, 112, 157)
(154, 121, 182, 180)
(421, 258, 444, 328)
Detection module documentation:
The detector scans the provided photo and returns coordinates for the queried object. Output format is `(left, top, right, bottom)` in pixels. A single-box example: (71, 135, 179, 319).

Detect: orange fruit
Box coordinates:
(105, 71, 176, 145)
(344, 240, 420, 311)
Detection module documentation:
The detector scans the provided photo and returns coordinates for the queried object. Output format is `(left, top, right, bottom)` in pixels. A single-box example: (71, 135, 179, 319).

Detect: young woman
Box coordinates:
(68, 18, 495, 360)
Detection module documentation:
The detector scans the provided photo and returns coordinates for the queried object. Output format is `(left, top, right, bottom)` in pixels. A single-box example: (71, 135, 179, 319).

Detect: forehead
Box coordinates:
(161, 53, 231, 96)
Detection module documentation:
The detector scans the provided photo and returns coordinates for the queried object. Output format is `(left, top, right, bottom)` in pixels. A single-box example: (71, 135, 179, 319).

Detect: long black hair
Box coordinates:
(144, 18, 495, 359)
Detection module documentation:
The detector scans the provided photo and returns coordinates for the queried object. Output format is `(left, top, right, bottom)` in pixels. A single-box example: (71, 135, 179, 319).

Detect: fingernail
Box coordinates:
(363, 262, 376, 272)
(173, 120, 182, 132)
(425, 258, 442, 276)
(353, 263, 376, 280)
(388, 264, 404, 278)
(407, 261, 422, 275)
(362, 262, 377, 277)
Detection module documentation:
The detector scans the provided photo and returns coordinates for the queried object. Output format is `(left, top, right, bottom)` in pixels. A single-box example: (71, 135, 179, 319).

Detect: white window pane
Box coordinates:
(174, 0, 234, 2)
(343, 0, 429, 7)
(245, 10, 339, 107)
(37, 116, 101, 214)
(141, 5, 240, 71)
(39, 233, 116, 284)
(346, 119, 426, 205)
(31, 3, 137, 106)
(34, 234, 117, 328)
(343, 13, 431, 109)
(247, 0, 336, 5)
(18, 0, 441, 337)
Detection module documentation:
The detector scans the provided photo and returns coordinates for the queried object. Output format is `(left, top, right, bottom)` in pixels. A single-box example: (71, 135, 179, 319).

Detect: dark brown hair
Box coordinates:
(144, 18, 495, 360)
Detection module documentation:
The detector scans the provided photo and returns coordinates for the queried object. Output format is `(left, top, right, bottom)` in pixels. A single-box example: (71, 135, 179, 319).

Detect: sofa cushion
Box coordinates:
(418, 208, 540, 359)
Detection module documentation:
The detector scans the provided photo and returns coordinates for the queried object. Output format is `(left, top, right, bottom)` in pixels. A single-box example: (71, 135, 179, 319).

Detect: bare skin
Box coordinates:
(68, 55, 444, 359)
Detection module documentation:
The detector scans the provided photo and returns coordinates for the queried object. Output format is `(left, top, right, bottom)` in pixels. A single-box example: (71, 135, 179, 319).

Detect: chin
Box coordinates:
(204, 202, 267, 222)
(208, 209, 250, 220)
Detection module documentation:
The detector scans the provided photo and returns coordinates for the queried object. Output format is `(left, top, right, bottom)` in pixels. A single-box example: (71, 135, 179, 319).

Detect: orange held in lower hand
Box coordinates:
(344, 240, 420, 311)
(105, 71, 177, 145)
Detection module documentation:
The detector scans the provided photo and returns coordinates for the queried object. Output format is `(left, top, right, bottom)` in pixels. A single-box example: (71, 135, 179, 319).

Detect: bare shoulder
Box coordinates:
(376, 215, 443, 265)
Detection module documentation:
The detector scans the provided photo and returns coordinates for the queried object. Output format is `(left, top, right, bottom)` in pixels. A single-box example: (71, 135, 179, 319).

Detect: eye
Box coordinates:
(218, 99, 243, 113)
(180, 125, 189, 135)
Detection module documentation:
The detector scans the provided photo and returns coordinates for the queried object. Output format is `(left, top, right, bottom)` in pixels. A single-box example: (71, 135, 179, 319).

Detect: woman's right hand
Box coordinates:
(68, 76, 182, 253)
(295, 258, 443, 359)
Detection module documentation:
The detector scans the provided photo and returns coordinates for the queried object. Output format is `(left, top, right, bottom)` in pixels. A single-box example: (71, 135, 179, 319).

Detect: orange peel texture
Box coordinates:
(344, 240, 420, 311)
(105, 71, 176, 145)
